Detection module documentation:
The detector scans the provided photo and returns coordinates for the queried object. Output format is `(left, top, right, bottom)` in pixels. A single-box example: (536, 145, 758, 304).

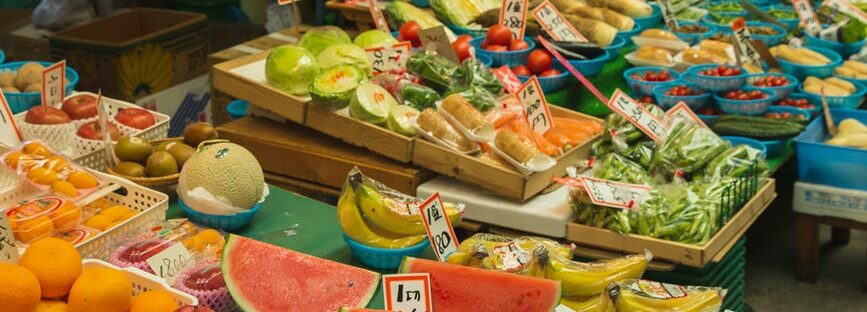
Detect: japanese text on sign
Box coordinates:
(793, 0, 822, 36)
(607, 89, 667, 142)
(419, 26, 461, 64)
(657, 0, 679, 30)
(518, 76, 554, 134)
(664, 101, 708, 129)
(419, 192, 458, 262)
(0, 90, 22, 147)
(532, 1, 587, 42)
(492, 242, 530, 270)
(367, 0, 391, 33)
(823, 0, 867, 24)
(41, 60, 65, 107)
(731, 18, 763, 67)
(383, 273, 433, 312)
(492, 66, 523, 94)
(0, 213, 19, 264)
(579, 176, 652, 209)
(146, 243, 192, 284)
(499, 0, 529, 40)
(366, 42, 412, 74)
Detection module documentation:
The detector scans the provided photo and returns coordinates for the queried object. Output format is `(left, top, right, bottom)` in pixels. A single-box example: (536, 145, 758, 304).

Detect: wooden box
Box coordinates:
(10, 23, 53, 61)
(325, 1, 375, 30)
(50, 8, 209, 102)
(566, 179, 778, 267)
(305, 104, 415, 163)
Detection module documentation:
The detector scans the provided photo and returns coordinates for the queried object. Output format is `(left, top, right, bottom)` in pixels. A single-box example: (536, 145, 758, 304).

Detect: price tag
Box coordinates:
(657, 0, 679, 30)
(579, 176, 652, 209)
(823, 0, 867, 24)
(517, 76, 554, 134)
(419, 26, 460, 64)
(537, 36, 609, 104)
(492, 66, 523, 94)
(793, 0, 822, 36)
(0, 90, 22, 147)
(532, 1, 587, 42)
(145, 242, 192, 284)
(382, 273, 433, 312)
(95, 91, 117, 168)
(499, 0, 529, 40)
(554, 304, 577, 312)
(0, 213, 19, 264)
(491, 242, 530, 270)
(419, 192, 458, 262)
(366, 42, 412, 74)
(277, 0, 297, 4)
(367, 0, 391, 32)
(41, 60, 65, 108)
(730, 18, 763, 68)
(664, 102, 708, 129)
(607, 89, 667, 142)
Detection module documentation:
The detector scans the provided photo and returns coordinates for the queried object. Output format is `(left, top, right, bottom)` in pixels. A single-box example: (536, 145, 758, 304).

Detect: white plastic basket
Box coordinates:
(83, 258, 199, 306)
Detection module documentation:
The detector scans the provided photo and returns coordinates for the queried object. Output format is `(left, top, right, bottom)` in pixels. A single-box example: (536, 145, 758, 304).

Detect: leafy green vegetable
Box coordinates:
(444, 85, 498, 112)
(651, 120, 728, 176)
(400, 83, 440, 110)
(430, 0, 482, 27)
(310, 64, 366, 109)
(353, 30, 397, 49)
(461, 57, 502, 95)
(265, 45, 321, 96)
(299, 26, 352, 56)
(407, 52, 461, 92)
(316, 44, 372, 73)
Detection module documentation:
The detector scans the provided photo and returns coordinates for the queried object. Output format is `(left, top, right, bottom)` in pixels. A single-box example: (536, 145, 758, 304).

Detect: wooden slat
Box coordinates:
(304, 105, 415, 163)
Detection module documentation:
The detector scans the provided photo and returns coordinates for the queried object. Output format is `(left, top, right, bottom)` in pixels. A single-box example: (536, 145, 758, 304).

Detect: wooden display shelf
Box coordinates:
(305, 104, 415, 163)
(566, 179, 777, 267)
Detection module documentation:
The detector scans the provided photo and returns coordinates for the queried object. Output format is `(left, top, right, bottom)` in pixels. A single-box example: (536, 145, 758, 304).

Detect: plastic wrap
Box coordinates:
(108, 219, 226, 274)
(461, 57, 503, 95)
(1, 140, 103, 200)
(651, 120, 728, 177)
(444, 85, 499, 112)
(608, 279, 724, 312)
(697, 145, 768, 181)
(591, 153, 653, 185)
(407, 52, 462, 92)
(400, 82, 440, 110)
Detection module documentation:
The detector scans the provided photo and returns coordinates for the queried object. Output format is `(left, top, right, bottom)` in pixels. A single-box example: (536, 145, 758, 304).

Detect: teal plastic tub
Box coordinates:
(0, 61, 79, 113)
(343, 234, 429, 269)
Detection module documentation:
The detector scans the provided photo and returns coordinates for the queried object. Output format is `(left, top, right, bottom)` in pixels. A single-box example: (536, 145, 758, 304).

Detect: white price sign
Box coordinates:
(145, 242, 192, 284)
(731, 18, 763, 68)
(532, 1, 587, 42)
(383, 273, 433, 312)
(367, 0, 391, 33)
(95, 92, 117, 168)
(657, 0, 679, 30)
(607, 89, 667, 142)
(419, 26, 460, 64)
(491, 242, 530, 270)
(41, 60, 65, 108)
(420, 192, 458, 262)
(499, 0, 529, 40)
(664, 101, 708, 129)
(579, 176, 652, 210)
(492, 66, 523, 94)
(823, 0, 867, 24)
(554, 304, 577, 312)
(518, 76, 554, 134)
(366, 42, 412, 74)
(0, 213, 19, 264)
(793, 0, 822, 36)
(0, 91, 22, 147)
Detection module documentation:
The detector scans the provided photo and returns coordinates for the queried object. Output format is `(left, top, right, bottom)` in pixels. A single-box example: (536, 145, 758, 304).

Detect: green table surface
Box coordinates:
(167, 186, 430, 309)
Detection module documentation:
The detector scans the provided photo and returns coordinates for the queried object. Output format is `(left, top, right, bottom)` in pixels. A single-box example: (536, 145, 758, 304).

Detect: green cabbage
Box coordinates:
(265, 45, 320, 96)
(353, 30, 398, 49)
(310, 65, 366, 109)
(316, 44, 372, 74)
(299, 26, 352, 56)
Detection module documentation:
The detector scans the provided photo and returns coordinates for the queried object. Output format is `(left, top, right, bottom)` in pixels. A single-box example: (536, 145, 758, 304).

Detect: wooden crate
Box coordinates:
(325, 1, 375, 31)
(566, 179, 778, 267)
(305, 104, 415, 163)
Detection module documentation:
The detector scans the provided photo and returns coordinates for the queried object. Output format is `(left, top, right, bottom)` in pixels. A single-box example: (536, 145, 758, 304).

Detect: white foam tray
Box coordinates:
(793, 181, 867, 223)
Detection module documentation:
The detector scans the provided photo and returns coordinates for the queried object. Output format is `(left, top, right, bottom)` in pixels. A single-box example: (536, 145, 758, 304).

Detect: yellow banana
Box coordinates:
(561, 294, 614, 312)
(337, 186, 426, 249)
(544, 254, 649, 297)
(612, 281, 722, 312)
(356, 184, 462, 235)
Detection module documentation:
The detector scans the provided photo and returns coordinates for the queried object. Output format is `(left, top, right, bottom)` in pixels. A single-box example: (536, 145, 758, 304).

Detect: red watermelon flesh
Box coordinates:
(399, 257, 561, 312)
(222, 235, 380, 312)
(338, 308, 392, 312)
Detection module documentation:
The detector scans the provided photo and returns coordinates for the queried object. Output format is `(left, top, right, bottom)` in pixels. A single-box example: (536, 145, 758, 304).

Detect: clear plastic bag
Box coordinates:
(608, 279, 724, 312)
(33, 0, 95, 30)
(651, 119, 728, 177)
(697, 145, 768, 181)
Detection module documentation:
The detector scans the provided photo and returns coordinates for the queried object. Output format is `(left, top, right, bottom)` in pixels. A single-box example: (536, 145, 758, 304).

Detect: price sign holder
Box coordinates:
(0, 90, 21, 147)
(793, 0, 822, 36)
(499, 0, 529, 40)
(95, 91, 117, 168)
(419, 192, 458, 262)
(492, 66, 523, 94)
(366, 41, 412, 74)
(0, 213, 19, 264)
(382, 273, 433, 312)
(658, 0, 679, 30)
(730, 18, 763, 68)
(41, 60, 66, 108)
(367, 0, 391, 32)
(532, 1, 587, 42)
(517, 76, 554, 134)
(607, 89, 667, 143)
(537, 36, 609, 105)
(419, 26, 460, 64)
(664, 101, 708, 129)
(145, 242, 193, 284)
(579, 176, 652, 209)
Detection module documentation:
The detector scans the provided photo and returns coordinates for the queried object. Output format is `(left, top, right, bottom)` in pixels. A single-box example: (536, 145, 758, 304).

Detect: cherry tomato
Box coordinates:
(508, 39, 530, 51)
(399, 22, 421, 47)
(527, 49, 552, 74)
(486, 25, 513, 46)
(486, 44, 508, 52)
(452, 40, 473, 62)
(512, 65, 533, 76)
(540, 69, 562, 77)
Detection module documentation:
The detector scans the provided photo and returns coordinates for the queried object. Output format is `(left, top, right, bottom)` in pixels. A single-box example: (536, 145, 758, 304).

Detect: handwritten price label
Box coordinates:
(823, 0, 867, 24)
(492, 66, 523, 94)
(419, 192, 458, 262)
(607, 89, 667, 142)
(41, 60, 65, 107)
(499, 0, 529, 40)
(579, 176, 652, 209)
(793, 0, 822, 36)
(0, 213, 19, 264)
(146, 243, 192, 284)
(383, 273, 433, 312)
(518, 76, 554, 134)
(367, 0, 391, 32)
(657, 0, 679, 30)
(491, 242, 530, 270)
(664, 102, 708, 129)
(731, 18, 763, 68)
(419, 26, 460, 64)
(0, 90, 21, 147)
(366, 42, 412, 74)
(532, 1, 587, 42)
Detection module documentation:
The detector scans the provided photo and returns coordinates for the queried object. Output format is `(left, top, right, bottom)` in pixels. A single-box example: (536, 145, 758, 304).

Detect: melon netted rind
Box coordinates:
(181, 143, 265, 209)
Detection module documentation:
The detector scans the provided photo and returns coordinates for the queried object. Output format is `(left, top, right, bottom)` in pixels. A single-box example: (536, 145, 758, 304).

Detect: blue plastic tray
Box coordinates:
(470, 37, 535, 67)
(343, 234, 429, 269)
(794, 108, 867, 190)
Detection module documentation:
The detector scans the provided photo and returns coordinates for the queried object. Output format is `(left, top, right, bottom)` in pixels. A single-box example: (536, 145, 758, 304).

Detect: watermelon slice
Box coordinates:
(399, 257, 561, 312)
(337, 308, 391, 312)
(222, 235, 380, 312)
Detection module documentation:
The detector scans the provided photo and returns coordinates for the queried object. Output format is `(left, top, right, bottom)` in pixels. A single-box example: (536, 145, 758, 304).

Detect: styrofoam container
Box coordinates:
(794, 108, 867, 190)
(793, 181, 867, 223)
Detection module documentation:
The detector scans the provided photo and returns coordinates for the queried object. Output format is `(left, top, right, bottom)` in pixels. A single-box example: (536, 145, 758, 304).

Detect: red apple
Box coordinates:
(118, 240, 170, 262)
(115, 108, 156, 130)
(25, 106, 70, 125)
(62, 94, 98, 120)
(77, 121, 121, 141)
(174, 305, 216, 312)
(183, 266, 226, 290)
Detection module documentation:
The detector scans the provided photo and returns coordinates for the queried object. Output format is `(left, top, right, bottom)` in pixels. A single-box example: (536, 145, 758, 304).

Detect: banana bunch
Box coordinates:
(544, 252, 650, 297)
(610, 279, 723, 312)
(117, 43, 175, 100)
(560, 294, 614, 312)
(356, 183, 462, 236)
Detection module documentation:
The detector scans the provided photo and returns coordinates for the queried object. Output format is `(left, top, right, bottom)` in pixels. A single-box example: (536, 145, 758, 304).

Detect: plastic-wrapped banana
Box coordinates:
(608, 279, 723, 312)
(561, 294, 614, 312)
(447, 234, 574, 278)
(544, 251, 651, 297)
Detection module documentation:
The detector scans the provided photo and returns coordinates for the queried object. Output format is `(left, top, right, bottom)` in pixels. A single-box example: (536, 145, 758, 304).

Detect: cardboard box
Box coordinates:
(10, 23, 52, 61)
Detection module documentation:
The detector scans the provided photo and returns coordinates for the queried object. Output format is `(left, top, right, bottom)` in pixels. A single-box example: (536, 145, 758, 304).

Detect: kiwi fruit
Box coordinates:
(113, 161, 147, 177)
(145, 151, 178, 177)
(183, 123, 218, 148)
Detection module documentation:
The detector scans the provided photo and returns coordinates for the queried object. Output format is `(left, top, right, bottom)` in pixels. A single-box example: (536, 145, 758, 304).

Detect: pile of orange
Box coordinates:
(7, 197, 82, 243)
(3, 142, 100, 198)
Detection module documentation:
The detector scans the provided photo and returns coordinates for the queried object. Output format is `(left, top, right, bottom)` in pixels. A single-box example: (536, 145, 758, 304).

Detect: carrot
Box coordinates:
(488, 110, 517, 129)
(510, 119, 560, 156)
(544, 131, 571, 147)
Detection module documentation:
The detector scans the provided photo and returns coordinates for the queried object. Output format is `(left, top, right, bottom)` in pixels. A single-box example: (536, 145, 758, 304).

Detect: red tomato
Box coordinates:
(540, 69, 562, 77)
(512, 65, 533, 76)
(486, 44, 508, 52)
(486, 25, 513, 46)
(527, 49, 552, 74)
(452, 40, 472, 62)
(399, 22, 421, 47)
(480, 38, 489, 48)
(508, 39, 529, 51)
(455, 34, 473, 45)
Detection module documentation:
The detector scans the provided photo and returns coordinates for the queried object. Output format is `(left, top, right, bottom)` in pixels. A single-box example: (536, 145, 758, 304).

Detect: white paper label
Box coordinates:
(146, 242, 192, 284)
(420, 192, 458, 262)
(383, 273, 433, 312)
(533, 1, 587, 42)
(0, 213, 19, 264)
(419, 26, 460, 64)
(367, 0, 391, 33)
(793, 0, 822, 36)
(277, 0, 297, 4)
(580, 176, 652, 209)
(0, 91, 22, 147)
(664, 102, 708, 129)
(366, 42, 412, 74)
(95, 92, 116, 168)
(658, 0, 679, 30)
(499, 0, 529, 40)
(491, 242, 530, 270)
(41, 60, 65, 108)
(607, 89, 667, 142)
(492, 66, 523, 94)
(731, 18, 763, 67)
(823, 0, 867, 24)
(517, 76, 554, 134)
(537, 36, 609, 104)
(554, 304, 577, 312)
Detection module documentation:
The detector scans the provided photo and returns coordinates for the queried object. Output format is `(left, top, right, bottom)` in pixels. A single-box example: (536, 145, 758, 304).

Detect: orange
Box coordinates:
(129, 290, 179, 312)
(99, 206, 131, 222)
(42, 156, 71, 173)
(182, 236, 204, 251)
(5, 151, 23, 169)
(0, 263, 41, 312)
(35, 300, 68, 312)
(66, 172, 98, 189)
(84, 215, 112, 231)
(19, 238, 82, 299)
(27, 168, 59, 185)
(15, 215, 55, 243)
(67, 267, 131, 312)
(50, 181, 78, 197)
(23, 142, 51, 156)
(49, 202, 81, 231)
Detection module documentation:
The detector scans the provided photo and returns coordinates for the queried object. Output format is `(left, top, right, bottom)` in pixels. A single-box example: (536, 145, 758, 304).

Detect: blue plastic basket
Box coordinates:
(652, 82, 712, 110)
(706, 1, 749, 16)
(798, 80, 866, 109)
(616, 23, 642, 46)
(623, 67, 681, 96)
(776, 46, 842, 79)
(701, 13, 742, 32)
(0, 61, 79, 114)
(475, 53, 493, 67)
(446, 23, 486, 38)
(745, 73, 798, 99)
(603, 37, 626, 61)
(774, 92, 821, 117)
(227, 99, 249, 120)
(0, 49, 5, 64)
(765, 6, 799, 30)
(747, 22, 786, 47)
(670, 22, 713, 45)
(805, 33, 865, 58)
(634, 4, 662, 30)
(714, 87, 775, 115)
(765, 105, 809, 121)
(470, 37, 535, 67)
(795, 108, 867, 190)
(343, 234, 429, 269)
(179, 199, 262, 231)
(567, 50, 610, 77)
(685, 64, 747, 92)
(517, 64, 570, 93)
(760, 139, 786, 157)
(722, 136, 768, 158)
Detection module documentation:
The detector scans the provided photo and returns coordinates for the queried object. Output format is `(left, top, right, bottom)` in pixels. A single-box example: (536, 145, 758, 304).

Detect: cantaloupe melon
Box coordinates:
(179, 142, 264, 211)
